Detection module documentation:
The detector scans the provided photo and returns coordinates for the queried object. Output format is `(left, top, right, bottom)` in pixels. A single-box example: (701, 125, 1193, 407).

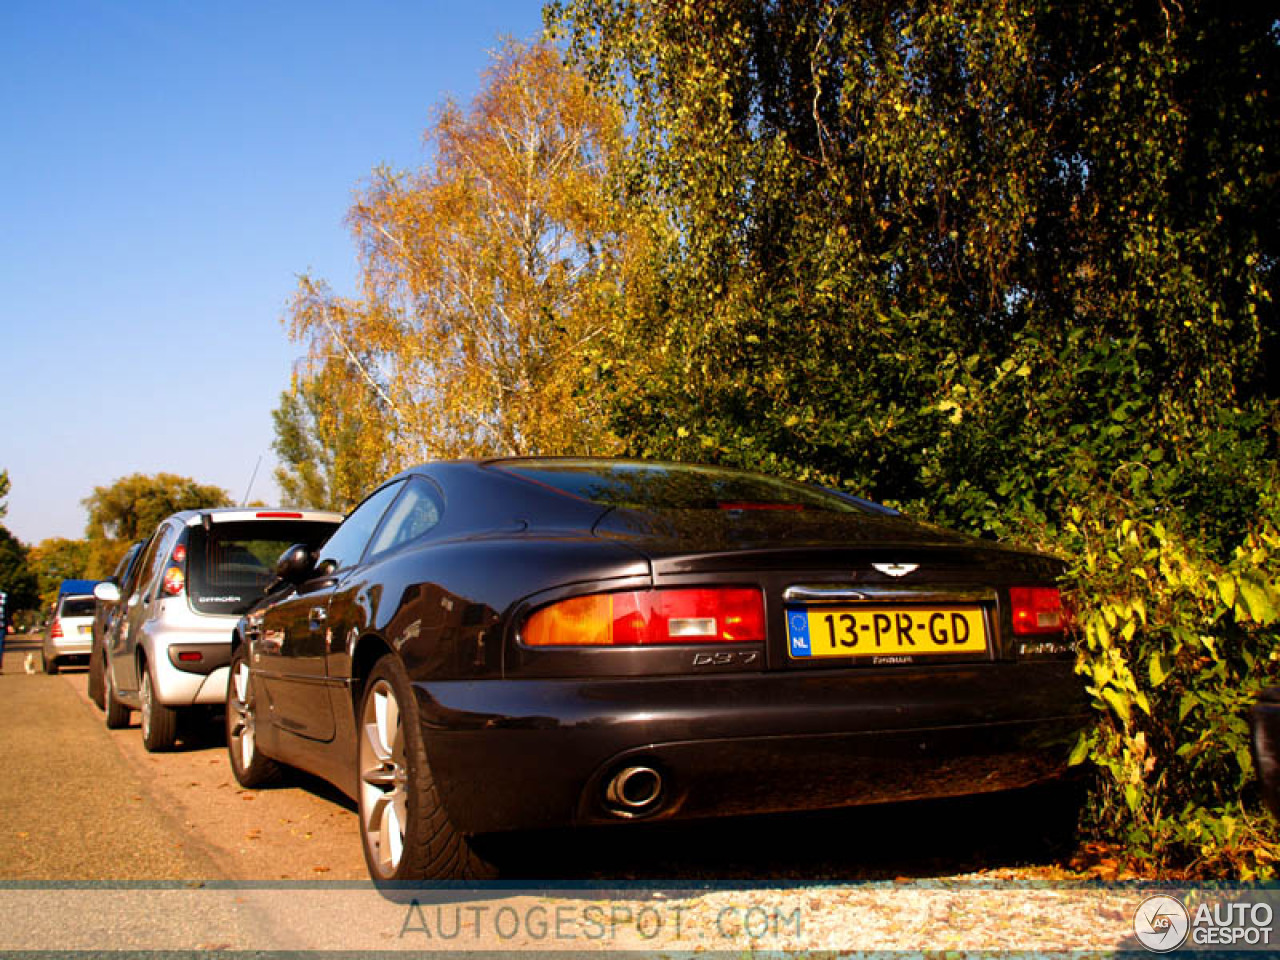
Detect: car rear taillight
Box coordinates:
(50, 618, 63, 639)
(162, 566, 185, 597)
(1010, 586, 1068, 635)
(523, 587, 766, 647)
(256, 511, 303, 519)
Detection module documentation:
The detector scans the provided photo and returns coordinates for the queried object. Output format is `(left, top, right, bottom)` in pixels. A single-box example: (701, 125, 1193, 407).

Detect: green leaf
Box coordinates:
(1179, 693, 1198, 721)
(1217, 574, 1237, 611)
(1068, 732, 1091, 766)
(1149, 652, 1172, 687)
(1124, 783, 1142, 812)
(1102, 687, 1132, 725)
(1239, 578, 1276, 625)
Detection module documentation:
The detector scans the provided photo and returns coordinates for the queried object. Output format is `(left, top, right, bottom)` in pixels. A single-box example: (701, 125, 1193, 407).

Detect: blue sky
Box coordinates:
(0, 0, 546, 544)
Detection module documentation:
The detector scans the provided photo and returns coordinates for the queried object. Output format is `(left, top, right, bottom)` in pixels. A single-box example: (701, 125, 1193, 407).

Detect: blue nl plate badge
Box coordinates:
(788, 610, 811, 657)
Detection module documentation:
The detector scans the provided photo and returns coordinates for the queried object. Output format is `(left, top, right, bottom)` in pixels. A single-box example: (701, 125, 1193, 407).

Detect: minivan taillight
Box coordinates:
(1010, 586, 1067, 635)
(162, 566, 185, 597)
(524, 587, 766, 647)
(50, 618, 63, 639)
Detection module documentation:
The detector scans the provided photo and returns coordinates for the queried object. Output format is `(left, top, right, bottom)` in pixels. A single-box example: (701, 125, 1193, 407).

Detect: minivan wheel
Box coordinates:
(103, 661, 130, 729)
(140, 666, 178, 752)
(227, 647, 282, 788)
(357, 656, 496, 883)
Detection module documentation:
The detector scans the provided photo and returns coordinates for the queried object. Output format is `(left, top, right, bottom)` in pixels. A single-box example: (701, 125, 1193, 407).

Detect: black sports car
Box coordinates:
(228, 458, 1088, 882)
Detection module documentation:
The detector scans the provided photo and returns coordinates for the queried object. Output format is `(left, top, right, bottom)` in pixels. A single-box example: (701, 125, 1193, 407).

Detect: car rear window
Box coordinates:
(186, 519, 339, 615)
(494, 460, 870, 514)
(59, 597, 96, 618)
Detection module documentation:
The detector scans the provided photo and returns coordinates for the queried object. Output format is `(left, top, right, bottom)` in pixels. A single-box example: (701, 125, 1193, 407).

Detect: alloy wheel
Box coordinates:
(359, 678, 409, 878)
(140, 670, 152, 740)
(229, 660, 256, 771)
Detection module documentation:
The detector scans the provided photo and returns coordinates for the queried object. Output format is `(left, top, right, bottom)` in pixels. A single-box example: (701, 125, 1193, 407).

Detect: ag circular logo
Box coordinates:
(1134, 895, 1190, 953)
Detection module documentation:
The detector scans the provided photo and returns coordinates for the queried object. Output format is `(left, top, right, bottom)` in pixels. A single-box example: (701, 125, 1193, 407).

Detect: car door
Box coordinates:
(108, 524, 177, 696)
(95, 541, 142, 654)
(256, 480, 406, 742)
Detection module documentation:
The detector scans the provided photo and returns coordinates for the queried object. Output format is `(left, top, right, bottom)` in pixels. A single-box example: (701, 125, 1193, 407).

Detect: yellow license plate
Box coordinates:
(78, 624, 92, 634)
(787, 606, 987, 658)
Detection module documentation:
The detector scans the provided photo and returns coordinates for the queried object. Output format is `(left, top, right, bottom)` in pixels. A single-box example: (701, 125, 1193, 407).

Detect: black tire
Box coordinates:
(357, 656, 496, 883)
(88, 638, 105, 709)
(42, 652, 59, 675)
(140, 663, 178, 752)
(226, 645, 282, 788)
(103, 659, 131, 729)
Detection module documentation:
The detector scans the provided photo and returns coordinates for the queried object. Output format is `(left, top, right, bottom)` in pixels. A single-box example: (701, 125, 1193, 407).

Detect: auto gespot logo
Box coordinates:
(1134, 894, 1276, 952)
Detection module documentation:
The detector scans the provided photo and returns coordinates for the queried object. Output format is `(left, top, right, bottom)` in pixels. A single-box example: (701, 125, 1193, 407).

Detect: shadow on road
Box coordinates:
(479, 782, 1081, 884)
(172, 716, 1081, 883)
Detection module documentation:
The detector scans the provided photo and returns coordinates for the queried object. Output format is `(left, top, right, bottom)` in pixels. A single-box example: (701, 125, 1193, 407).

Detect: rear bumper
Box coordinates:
(150, 646, 231, 706)
(414, 662, 1090, 835)
(44, 636, 92, 659)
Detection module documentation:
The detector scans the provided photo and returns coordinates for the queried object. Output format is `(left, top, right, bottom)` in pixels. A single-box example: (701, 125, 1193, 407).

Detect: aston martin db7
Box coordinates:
(228, 458, 1087, 882)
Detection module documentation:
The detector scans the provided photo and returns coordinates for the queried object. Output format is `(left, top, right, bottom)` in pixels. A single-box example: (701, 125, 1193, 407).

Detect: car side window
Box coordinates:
(316, 480, 406, 572)
(138, 525, 178, 602)
(125, 535, 161, 602)
(366, 479, 443, 560)
(120, 537, 154, 596)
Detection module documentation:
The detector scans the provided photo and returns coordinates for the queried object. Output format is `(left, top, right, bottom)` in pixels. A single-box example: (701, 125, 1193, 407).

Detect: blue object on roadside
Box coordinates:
(56, 579, 100, 598)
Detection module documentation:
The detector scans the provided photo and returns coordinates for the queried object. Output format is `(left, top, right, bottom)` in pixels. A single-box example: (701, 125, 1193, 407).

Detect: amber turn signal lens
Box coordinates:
(524, 595, 614, 647)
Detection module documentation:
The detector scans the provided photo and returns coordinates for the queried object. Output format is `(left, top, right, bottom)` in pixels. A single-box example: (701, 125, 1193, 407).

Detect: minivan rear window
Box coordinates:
(186, 519, 339, 615)
(59, 597, 96, 618)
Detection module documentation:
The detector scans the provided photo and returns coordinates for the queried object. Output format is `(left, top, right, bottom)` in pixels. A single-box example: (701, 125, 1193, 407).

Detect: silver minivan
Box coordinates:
(96, 507, 342, 751)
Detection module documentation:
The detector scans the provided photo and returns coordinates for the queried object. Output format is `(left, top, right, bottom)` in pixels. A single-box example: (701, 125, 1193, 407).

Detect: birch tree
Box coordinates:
(283, 39, 628, 473)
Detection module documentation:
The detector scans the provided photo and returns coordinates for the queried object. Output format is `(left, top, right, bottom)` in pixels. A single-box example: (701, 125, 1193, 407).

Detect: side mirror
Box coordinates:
(93, 582, 122, 604)
(275, 543, 317, 585)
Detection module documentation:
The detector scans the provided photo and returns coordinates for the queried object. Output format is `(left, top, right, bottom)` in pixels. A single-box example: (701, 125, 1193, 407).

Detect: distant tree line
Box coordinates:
(0, 471, 230, 616)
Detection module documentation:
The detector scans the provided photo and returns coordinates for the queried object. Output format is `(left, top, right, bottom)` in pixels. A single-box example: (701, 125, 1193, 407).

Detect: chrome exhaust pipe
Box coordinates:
(605, 765, 664, 815)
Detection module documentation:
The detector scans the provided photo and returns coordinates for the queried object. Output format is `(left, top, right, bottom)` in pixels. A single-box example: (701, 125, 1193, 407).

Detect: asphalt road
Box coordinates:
(0, 633, 364, 882)
(0, 632, 1147, 953)
(0, 634, 221, 880)
(0, 631, 1081, 886)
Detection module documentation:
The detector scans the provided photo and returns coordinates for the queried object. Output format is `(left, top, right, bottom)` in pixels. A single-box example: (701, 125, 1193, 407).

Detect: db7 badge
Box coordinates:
(692, 651, 759, 667)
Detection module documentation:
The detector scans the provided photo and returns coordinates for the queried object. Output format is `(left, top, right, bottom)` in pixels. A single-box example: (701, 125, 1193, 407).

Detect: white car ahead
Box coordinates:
(42, 592, 97, 673)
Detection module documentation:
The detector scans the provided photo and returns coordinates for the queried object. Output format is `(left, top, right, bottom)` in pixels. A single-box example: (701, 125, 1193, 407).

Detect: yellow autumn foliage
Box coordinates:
(285, 39, 629, 478)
